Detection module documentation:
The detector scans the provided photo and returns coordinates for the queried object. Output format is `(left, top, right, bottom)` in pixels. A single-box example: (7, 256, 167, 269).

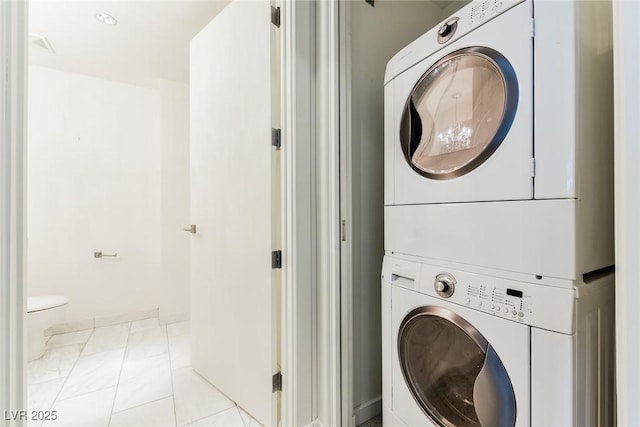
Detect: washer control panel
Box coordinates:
(382, 254, 577, 333)
(463, 282, 533, 322)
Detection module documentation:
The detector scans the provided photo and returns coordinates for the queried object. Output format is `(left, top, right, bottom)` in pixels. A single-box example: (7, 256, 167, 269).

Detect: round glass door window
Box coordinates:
(398, 306, 516, 427)
(399, 47, 518, 180)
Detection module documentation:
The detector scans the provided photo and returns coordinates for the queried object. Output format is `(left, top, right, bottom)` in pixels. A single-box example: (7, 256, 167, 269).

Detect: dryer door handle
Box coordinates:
(473, 345, 517, 427)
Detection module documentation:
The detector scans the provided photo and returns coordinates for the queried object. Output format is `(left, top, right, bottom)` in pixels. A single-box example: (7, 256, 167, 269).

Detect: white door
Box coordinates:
(190, 1, 279, 425)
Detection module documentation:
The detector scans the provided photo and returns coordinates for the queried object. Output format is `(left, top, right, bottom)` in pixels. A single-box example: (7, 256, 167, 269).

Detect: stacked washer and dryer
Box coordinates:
(381, 0, 614, 426)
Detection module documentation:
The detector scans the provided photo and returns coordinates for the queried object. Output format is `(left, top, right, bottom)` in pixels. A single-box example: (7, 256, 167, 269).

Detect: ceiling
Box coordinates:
(29, 1, 230, 87)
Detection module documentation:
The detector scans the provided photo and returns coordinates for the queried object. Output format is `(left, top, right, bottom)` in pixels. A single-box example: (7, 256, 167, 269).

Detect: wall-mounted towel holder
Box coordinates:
(94, 251, 118, 258)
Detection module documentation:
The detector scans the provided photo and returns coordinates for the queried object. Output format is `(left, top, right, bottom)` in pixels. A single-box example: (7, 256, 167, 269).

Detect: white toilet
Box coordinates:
(27, 296, 69, 361)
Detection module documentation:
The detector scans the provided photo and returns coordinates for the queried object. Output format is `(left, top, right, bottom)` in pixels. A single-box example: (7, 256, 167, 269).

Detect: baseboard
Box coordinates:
(95, 308, 159, 328)
(354, 396, 382, 426)
(159, 311, 190, 325)
(45, 307, 159, 335)
(44, 319, 94, 336)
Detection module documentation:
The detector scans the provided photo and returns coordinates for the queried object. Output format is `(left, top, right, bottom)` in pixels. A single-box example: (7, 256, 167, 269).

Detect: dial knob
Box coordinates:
(434, 273, 456, 298)
(437, 17, 459, 44)
(435, 280, 448, 292)
(438, 23, 452, 37)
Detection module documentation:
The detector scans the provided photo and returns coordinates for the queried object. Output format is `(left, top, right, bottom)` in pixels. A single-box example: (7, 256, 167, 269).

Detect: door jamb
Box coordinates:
(280, 1, 317, 426)
(613, 2, 640, 425)
(314, 0, 343, 426)
(338, 0, 355, 426)
(0, 1, 28, 424)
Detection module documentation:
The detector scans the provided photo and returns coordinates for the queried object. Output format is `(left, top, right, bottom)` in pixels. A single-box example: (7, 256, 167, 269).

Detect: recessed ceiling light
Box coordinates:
(96, 13, 117, 26)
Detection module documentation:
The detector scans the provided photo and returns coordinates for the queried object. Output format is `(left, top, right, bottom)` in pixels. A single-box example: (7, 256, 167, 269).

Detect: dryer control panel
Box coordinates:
(467, 0, 508, 29)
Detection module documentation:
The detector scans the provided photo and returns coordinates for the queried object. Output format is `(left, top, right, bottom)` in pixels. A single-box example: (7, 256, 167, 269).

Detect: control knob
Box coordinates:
(434, 273, 456, 298)
(438, 23, 452, 37)
(437, 17, 459, 44)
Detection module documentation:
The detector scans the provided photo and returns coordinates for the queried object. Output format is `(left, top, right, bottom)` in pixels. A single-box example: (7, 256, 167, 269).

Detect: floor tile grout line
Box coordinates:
(51, 336, 129, 402)
(109, 394, 174, 417)
(167, 326, 179, 427)
(31, 320, 180, 426)
(238, 406, 252, 427)
(106, 321, 132, 427)
(45, 327, 97, 413)
(178, 406, 236, 427)
(181, 404, 248, 427)
(179, 400, 239, 427)
(236, 406, 250, 427)
(35, 350, 132, 406)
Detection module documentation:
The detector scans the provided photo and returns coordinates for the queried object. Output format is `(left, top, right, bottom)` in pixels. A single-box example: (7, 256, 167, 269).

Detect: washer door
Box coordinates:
(398, 306, 516, 427)
(399, 47, 518, 180)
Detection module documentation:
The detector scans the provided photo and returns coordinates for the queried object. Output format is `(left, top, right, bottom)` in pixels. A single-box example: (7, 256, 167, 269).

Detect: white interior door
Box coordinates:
(190, 1, 279, 425)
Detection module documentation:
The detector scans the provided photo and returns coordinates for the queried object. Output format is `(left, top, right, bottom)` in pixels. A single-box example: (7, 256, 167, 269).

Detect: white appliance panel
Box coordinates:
(384, 199, 579, 282)
(531, 329, 575, 427)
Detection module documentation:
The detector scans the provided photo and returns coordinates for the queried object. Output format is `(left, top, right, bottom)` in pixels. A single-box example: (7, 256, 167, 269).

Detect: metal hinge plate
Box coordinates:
(271, 128, 281, 149)
(272, 372, 282, 392)
(272, 250, 282, 269)
(530, 158, 536, 177)
(271, 6, 280, 28)
(530, 18, 535, 38)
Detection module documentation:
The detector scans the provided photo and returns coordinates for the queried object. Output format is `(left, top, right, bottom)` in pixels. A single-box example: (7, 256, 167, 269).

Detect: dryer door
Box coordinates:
(398, 306, 516, 427)
(399, 47, 518, 180)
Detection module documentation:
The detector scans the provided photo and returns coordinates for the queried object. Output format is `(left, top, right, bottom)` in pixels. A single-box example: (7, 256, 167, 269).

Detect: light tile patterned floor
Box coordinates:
(28, 320, 262, 427)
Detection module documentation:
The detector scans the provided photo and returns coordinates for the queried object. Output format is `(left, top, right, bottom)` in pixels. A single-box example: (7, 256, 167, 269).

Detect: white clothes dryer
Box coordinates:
(383, 0, 614, 281)
(385, 0, 532, 205)
(384, 0, 612, 206)
(381, 254, 615, 427)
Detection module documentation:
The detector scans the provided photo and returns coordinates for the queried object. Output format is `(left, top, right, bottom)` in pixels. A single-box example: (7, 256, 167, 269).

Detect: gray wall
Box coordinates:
(348, 0, 454, 420)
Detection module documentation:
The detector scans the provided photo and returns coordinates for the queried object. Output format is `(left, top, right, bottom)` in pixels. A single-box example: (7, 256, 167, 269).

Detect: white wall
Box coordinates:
(613, 1, 640, 425)
(158, 79, 190, 324)
(27, 66, 190, 324)
(347, 0, 450, 420)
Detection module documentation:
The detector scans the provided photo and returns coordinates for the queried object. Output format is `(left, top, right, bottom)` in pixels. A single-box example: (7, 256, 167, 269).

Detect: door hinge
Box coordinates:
(271, 128, 281, 149)
(272, 371, 282, 392)
(271, 6, 280, 28)
(272, 250, 282, 269)
(530, 158, 536, 177)
(341, 220, 347, 242)
(530, 18, 535, 38)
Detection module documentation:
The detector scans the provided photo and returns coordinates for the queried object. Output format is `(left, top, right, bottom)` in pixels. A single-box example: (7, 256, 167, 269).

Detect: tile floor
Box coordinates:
(28, 319, 262, 427)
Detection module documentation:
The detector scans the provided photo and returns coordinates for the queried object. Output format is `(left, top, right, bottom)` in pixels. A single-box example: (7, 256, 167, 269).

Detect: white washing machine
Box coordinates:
(383, 0, 614, 281)
(381, 254, 615, 427)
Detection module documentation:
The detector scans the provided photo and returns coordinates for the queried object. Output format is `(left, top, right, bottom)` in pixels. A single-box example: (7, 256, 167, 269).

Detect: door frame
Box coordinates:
(0, 0, 28, 423)
(337, 0, 354, 426)
(613, 1, 640, 425)
(280, 1, 317, 426)
(313, 0, 343, 426)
